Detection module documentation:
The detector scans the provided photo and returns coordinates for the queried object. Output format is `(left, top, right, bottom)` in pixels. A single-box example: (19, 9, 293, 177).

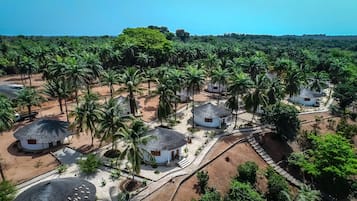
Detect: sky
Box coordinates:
(1, 0, 357, 36)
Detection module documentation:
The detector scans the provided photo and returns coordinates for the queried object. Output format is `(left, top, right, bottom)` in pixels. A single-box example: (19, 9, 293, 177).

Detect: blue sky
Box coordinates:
(1, 0, 357, 36)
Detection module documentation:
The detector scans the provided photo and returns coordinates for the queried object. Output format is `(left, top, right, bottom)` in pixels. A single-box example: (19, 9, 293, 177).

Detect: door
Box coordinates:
(171, 150, 175, 160)
(49, 142, 53, 148)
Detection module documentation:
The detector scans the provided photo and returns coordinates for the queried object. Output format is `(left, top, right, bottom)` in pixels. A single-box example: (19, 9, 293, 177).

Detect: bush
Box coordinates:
(110, 169, 121, 181)
(77, 154, 101, 174)
(265, 168, 289, 201)
(225, 180, 264, 201)
(197, 170, 209, 194)
(0, 180, 17, 201)
(199, 188, 221, 201)
(237, 161, 258, 185)
(57, 164, 68, 174)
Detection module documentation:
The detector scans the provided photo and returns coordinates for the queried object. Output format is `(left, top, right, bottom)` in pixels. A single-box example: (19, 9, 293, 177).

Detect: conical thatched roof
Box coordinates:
(14, 177, 96, 201)
(13, 119, 71, 143)
(0, 84, 21, 100)
(194, 103, 231, 119)
(144, 127, 187, 150)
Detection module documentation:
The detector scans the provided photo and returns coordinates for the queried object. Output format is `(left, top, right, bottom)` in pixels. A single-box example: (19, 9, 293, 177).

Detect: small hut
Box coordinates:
(14, 177, 96, 201)
(13, 119, 71, 151)
(289, 88, 324, 107)
(142, 127, 187, 165)
(206, 82, 227, 93)
(115, 95, 140, 117)
(194, 103, 231, 128)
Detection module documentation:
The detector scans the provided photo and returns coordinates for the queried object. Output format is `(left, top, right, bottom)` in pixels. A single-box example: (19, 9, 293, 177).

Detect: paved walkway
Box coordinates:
(247, 135, 303, 187)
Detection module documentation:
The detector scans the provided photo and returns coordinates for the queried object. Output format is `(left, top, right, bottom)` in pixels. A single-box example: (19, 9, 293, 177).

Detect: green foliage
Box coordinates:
(336, 117, 357, 139)
(16, 87, 44, 118)
(0, 95, 14, 132)
(199, 188, 221, 201)
(0, 180, 17, 201)
(225, 180, 265, 201)
(57, 164, 68, 174)
(237, 161, 259, 185)
(265, 168, 290, 201)
(261, 103, 300, 140)
(78, 154, 101, 174)
(196, 170, 209, 194)
(333, 79, 357, 110)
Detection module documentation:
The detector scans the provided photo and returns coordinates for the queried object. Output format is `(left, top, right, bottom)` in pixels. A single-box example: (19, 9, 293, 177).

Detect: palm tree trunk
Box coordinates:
(58, 97, 64, 114)
(64, 98, 69, 122)
(217, 83, 221, 105)
(234, 96, 239, 129)
(0, 162, 5, 181)
(109, 84, 113, 98)
(27, 105, 32, 121)
(192, 87, 195, 128)
(147, 80, 151, 95)
(75, 89, 79, 106)
(91, 132, 94, 146)
(129, 91, 135, 116)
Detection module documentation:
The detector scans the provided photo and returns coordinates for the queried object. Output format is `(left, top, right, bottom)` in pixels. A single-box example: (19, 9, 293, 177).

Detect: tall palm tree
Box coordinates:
(210, 66, 230, 104)
(185, 65, 206, 128)
(119, 67, 143, 116)
(284, 66, 306, 97)
(247, 55, 267, 79)
(204, 53, 219, 74)
(16, 87, 44, 121)
(267, 78, 285, 105)
(101, 69, 120, 98)
(309, 71, 329, 93)
(167, 68, 184, 121)
(64, 57, 91, 105)
(97, 98, 126, 149)
(81, 53, 103, 92)
(226, 72, 253, 128)
(70, 91, 101, 146)
(155, 81, 175, 125)
(144, 68, 157, 95)
(118, 119, 154, 179)
(244, 74, 269, 122)
(0, 95, 14, 133)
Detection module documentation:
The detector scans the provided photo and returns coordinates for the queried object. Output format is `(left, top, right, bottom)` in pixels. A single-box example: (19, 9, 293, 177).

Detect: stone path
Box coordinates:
(247, 135, 303, 187)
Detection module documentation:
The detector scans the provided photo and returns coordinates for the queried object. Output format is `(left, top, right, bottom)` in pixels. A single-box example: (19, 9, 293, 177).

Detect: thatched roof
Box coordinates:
(144, 127, 187, 150)
(194, 103, 231, 119)
(14, 177, 96, 201)
(0, 84, 22, 100)
(13, 119, 71, 143)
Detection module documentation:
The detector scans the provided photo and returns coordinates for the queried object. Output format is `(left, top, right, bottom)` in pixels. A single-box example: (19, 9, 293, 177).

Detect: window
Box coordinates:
(213, 86, 218, 90)
(27, 139, 37, 144)
(304, 98, 311, 101)
(204, 118, 213, 123)
(151, 150, 161, 156)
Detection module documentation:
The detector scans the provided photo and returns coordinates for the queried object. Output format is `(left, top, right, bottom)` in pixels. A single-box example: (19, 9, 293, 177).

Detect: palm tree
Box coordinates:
(204, 53, 219, 74)
(284, 67, 306, 97)
(118, 119, 154, 179)
(309, 71, 329, 93)
(101, 69, 120, 98)
(16, 87, 44, 121)
(226, 72, 253, 128)
(267, 78, 285, 105)
(144, 68, 157, 95)
(167, 68, 184, 121)
(211, 66, 230, 104)
(185, 65, 206, 128)
(70, 91, 101, 146)
(64, 57, 91, 105)
(0, 95, 14, 133)
(81, 53, 103, 92)
(119, 67, 143, 116)
(244, 74, 269, 122)
(247, 55, 267, 79)
(155, 81, 175, 125)
(97, 98, 126, 149)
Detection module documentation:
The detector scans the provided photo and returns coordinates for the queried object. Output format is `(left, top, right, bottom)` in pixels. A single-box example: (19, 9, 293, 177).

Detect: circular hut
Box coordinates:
(14, 119, 71, 151)
(14, 177, 96, 201)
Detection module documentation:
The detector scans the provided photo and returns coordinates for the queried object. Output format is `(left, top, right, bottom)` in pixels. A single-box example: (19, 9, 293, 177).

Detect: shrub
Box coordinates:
(110, 169, 121, 181)
(154, 170, 160, 174)
(57, 164, 68, 174)
(197, 170, 209, 194)
(0, 180, 17, 201)
(237, 161, 258, 185)
(265, 168, 289, 201)
(199, 187, 221, 201)
(225, 180, 264, 201)
(77, 154, 101, 174)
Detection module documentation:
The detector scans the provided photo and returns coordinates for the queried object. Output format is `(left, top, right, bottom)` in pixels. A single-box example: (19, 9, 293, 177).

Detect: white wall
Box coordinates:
(289, 96, 318, 106)
(194, 116, 221, 128)
(207, 83, 227, 93)
(144, 147, 184, 164)
(20, 139, 65, 151)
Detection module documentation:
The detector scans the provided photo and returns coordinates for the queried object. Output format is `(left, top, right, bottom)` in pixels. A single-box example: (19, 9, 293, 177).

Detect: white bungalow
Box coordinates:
(289, 88, 325, 107)
(206, 82, 227, 93)
(13, 119, 71, 152)
(142, 127, 187, 165)
(177, 88, 193, 102)
(115, 95, 140, 117)
(194, 103, 231, 128)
